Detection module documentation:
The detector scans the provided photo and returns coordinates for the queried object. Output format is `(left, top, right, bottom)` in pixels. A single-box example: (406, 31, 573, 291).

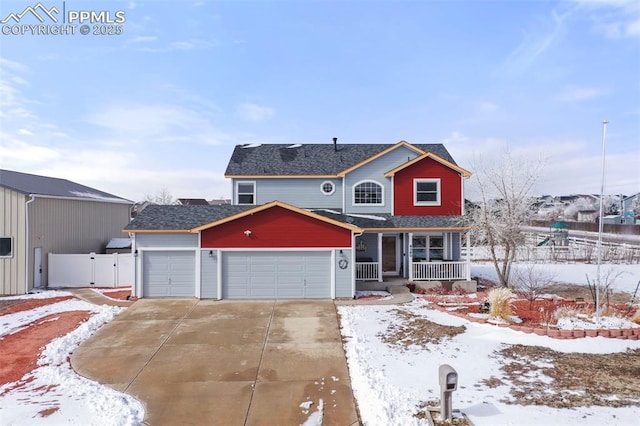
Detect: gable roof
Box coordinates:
(0, 169, 132, 204)
(125, 202, 363, 233)
(191, 201, 362, 233)
(224, 141, 457, 177)
(384, 152, 471, 177)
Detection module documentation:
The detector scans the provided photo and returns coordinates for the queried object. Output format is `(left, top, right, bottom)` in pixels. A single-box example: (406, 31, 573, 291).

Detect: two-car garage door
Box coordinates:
(222, 251, 331, 299)
(143, 250, 331, 299)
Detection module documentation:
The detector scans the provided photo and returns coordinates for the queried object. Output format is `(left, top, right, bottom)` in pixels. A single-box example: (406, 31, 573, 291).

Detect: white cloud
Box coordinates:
(574, 0, 640, 39)
(556, 86, 609, 102)
(503, 7, 574, 74)
(449, 135, 640, 198)
(237, 103, 276, 122)
(17, 129, 33, 136)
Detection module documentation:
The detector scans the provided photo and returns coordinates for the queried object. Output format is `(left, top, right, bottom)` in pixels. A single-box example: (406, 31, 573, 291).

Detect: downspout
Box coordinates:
(25, 195, 35, 293)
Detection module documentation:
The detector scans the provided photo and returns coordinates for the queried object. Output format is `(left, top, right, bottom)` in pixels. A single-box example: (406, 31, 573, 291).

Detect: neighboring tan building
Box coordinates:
(0, 169, 132, 295)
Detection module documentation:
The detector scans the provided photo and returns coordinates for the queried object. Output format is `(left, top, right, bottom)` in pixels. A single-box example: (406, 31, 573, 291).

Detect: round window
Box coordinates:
(321, 181, 335, 195)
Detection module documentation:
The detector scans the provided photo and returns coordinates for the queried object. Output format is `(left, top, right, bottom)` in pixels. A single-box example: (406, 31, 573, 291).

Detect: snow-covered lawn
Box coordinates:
(473, 262, 640, 294)
(339, 262, 640, 425)
(339, 298, 640, 425)
(0, 291, 144, 425)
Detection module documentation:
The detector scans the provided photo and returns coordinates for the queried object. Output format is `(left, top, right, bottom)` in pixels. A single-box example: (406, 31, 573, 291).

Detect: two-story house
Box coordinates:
(125, 140, 472, 299)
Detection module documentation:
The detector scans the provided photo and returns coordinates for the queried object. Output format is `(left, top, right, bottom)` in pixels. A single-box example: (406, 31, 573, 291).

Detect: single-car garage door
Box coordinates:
(143, 251, 195, 297)
(222, 251, 331, 299)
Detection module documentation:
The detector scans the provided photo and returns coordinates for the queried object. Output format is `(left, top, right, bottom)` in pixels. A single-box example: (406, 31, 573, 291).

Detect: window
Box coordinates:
(412, 235, 443, 261)
(414, 179, 441, 206)
(236, 182, 255, 205)
(353, 181, 383, 205)
(0, 237, 12, 258)
(320, 181, 335, 195)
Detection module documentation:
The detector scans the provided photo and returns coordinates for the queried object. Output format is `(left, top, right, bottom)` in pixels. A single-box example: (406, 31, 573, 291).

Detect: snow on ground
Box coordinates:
(472, 262, 640, 294)
(0, 291, 145, 425)
(339, 297, 640, 426)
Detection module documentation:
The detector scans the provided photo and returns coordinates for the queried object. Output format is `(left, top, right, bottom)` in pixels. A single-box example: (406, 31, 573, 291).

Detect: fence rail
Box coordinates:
(356, 262, 379, 281)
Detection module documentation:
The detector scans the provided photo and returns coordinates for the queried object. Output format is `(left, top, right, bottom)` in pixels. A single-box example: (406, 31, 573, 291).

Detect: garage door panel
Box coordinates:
(222, 251, 330, 299)
(144, 251, 195, 297)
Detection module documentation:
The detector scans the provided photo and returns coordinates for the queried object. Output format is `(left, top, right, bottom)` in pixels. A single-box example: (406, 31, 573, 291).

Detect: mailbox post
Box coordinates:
(439, 364, 458, 421)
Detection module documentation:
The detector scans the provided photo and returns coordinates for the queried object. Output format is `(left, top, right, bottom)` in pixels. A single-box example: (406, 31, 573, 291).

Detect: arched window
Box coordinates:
(353, 181, 383, 205)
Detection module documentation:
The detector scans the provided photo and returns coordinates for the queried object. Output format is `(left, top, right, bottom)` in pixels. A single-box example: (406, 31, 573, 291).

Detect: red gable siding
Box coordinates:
(200, 206, 352, 248)
(393, 157, 463, 215)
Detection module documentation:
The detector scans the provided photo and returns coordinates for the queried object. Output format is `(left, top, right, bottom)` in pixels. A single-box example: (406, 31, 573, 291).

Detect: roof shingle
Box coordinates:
(224, 143, 456, 176)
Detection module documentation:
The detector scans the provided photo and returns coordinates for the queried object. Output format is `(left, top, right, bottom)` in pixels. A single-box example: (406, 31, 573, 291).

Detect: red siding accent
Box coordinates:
(201, 206, 352, 248)
(393, 157, 463, 215)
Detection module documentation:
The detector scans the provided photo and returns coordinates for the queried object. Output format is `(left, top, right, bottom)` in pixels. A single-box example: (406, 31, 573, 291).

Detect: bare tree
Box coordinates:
(512, 263, 556, 309)
(465, 149, 545, 287)
(143, 188, 176, 205)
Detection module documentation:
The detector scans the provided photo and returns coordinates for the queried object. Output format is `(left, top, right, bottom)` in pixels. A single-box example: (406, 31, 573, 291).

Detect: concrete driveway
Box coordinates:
(71, 299, 360, 425)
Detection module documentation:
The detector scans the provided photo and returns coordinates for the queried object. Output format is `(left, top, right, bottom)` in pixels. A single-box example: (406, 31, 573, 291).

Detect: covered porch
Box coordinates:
(354, 231, 471, 282)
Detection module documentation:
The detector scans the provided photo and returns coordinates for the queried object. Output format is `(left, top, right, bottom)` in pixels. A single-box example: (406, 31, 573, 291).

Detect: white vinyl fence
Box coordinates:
(48, 252, 133, 288)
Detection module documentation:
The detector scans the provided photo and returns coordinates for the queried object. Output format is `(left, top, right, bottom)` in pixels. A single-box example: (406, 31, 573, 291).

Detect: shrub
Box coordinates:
(487, 287, 515, 321)
(452, 284, 468, 295)
(427, 284, 448, 295)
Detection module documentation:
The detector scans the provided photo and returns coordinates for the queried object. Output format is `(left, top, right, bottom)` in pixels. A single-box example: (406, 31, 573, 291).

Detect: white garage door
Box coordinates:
(143, 251, 195, 297)
(222, 251, 331, 299)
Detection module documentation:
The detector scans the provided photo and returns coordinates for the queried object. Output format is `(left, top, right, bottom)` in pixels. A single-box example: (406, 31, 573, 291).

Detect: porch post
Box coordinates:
(408, 232, 414, 281)
(466, 232, 471, 280)
(377, 232, 383, 282)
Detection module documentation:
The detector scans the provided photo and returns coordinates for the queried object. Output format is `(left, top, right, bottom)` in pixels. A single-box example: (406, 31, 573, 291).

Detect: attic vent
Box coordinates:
(241, 143, 262, 148)
(286, 144, 302, 148)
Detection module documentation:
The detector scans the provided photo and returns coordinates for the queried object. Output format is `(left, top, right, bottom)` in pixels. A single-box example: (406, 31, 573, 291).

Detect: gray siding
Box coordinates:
(134, 233, 198, 249)
(0, 188, 27, 295)
(344, 145, 421, 214)
(451, 232, 461, 260)
(335, 248, 353, 298)
(234, 178, 342, 208)
(201, 249, 218, 298)
(355, 233, 379, 262)
(29, 197, 132, 287)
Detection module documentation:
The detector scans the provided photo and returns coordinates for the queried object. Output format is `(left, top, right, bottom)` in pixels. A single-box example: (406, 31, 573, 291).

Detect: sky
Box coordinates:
(0, 0, 638, 203)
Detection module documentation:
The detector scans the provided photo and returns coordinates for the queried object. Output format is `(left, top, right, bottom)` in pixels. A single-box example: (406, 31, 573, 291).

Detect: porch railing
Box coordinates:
(355, 262, 379, 281)
(411, 261, 469, 281)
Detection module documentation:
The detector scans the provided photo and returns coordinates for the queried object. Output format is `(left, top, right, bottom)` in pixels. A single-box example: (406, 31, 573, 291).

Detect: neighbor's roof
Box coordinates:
(177, 198, 210, 205)
(0, 169, 132, 204)
(224, 141, 457, 177)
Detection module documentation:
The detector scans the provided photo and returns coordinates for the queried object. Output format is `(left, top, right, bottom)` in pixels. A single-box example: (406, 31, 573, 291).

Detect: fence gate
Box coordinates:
(48, 252, 134, 288)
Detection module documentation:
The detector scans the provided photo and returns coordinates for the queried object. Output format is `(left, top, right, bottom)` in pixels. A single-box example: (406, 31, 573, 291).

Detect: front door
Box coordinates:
(382, 236, 398, 275)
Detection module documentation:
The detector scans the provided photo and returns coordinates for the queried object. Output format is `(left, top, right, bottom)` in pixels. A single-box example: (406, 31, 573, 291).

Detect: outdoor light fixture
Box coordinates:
(208, 250, 214, 257)
(244, 230, 252, 236)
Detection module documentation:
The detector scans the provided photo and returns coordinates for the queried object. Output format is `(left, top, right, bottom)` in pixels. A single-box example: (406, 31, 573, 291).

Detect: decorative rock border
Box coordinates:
(430, 302, 640, 340)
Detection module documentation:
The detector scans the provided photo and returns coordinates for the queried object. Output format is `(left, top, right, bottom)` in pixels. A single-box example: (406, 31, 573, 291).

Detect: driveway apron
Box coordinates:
(71, 299, 360, 425)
